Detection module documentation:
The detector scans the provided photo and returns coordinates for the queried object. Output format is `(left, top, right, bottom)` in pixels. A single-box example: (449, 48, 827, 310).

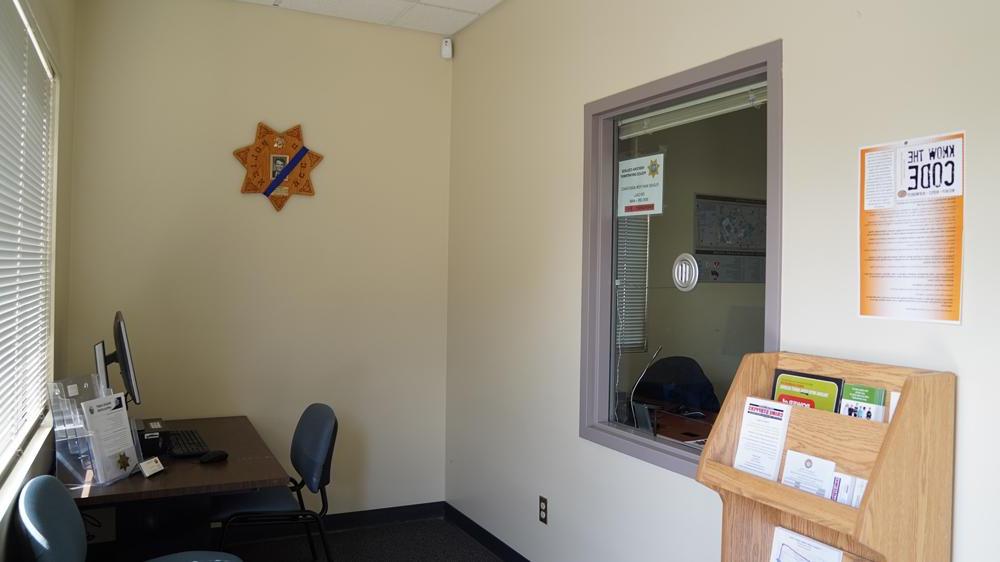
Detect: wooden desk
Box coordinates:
(653, 408, 717, 443)
(64, 416, 288, 508)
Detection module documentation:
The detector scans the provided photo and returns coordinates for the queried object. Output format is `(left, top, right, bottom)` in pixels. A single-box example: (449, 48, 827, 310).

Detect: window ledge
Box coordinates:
(580, 420, 700, 477)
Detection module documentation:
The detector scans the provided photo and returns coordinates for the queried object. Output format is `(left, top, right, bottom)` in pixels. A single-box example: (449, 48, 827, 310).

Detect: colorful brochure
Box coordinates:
(839, 383, 886, 422)
(772, 370, 843, 412)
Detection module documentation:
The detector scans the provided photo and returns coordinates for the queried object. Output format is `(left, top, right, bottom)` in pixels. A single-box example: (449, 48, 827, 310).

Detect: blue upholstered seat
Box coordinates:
(18, 475, 86, 562)
(210, 486, 300, 521)
(213, 403, 338, 560)
(18, 475, 242, 562)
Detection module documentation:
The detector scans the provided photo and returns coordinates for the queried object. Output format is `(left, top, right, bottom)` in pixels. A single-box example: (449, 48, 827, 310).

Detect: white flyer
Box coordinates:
(733, 397, 791, 481)
(851, 477, 869, 508)
(888, 391, 901, 422)
(81, 392, 138, 483)
(781, 450, 836, 498)
(829, 472, 855, 505)
(770, 527, 844, 562)
(617, 154, 664, 216)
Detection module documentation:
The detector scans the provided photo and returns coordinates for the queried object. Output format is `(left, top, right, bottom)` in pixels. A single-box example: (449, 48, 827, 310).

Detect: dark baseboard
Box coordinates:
(443, 503, 529, 562)
(322, 500, 445, 531)
(320, 501, 528, 561)
(218, 500, 527, 561)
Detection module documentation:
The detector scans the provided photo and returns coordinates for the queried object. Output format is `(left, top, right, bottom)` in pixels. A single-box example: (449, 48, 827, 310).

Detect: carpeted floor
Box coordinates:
(225, 518, 501, 562)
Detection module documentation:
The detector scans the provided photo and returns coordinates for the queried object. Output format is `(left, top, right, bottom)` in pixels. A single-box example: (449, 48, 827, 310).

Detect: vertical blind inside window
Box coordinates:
(0, 0, 54, 478)
(615, 216, 649, 352)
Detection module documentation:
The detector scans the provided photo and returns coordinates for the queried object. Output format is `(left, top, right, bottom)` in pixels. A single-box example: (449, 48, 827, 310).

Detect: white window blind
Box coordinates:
(0, 0, 55, 480)
(618, 82, 767, 140)
(614, 216, 649, 352)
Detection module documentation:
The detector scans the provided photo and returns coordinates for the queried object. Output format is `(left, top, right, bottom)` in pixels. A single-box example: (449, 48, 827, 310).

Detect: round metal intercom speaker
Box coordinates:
(672, 253, 699, 292)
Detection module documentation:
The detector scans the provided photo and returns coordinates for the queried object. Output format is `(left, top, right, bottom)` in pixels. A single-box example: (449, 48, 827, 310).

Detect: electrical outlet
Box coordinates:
(538, 495, 548, 525)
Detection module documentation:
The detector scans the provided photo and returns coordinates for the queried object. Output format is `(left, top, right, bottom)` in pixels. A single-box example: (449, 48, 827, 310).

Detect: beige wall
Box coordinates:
(620, 108, 766, 399)
(65, 0, 452, 512)
(448, 0, 998, 560)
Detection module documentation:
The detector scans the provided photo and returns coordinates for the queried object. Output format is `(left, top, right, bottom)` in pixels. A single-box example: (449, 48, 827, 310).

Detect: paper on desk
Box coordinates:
(81, 393, 138, 483)
(770, 527, 843, 562)
(733, 397, 791, 481)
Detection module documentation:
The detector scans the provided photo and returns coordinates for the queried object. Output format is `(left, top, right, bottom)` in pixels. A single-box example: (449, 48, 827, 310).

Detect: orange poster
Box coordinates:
(859, 132, 964, 322)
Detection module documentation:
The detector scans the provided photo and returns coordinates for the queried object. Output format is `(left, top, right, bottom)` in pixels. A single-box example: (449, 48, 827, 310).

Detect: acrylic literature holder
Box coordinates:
(50, 374, 135, 488)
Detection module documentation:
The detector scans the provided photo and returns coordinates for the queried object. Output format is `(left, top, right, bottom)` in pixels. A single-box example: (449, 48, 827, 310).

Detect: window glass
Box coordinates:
(609, 86, 768, 451)
(0, 0, 55, 481)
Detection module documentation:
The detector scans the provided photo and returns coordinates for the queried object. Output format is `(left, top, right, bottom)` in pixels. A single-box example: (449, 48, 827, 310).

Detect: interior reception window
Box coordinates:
(608, 83, 770, 451)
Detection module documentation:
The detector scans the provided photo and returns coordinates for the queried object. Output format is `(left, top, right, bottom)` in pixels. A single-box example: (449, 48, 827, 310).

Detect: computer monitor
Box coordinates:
(93, 311, 141, 404)
(93, 341, 109, 390)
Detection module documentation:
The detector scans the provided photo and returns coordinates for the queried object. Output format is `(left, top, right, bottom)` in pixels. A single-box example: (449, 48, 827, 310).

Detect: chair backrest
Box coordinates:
(634, 356, 721, 412)
(18, 475, 87, 562)
(290, 403, 338, 493)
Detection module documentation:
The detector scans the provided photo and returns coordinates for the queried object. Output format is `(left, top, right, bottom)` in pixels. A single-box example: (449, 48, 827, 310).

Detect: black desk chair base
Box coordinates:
(214, 403, 337, 562)
(218, 478, 331, 561)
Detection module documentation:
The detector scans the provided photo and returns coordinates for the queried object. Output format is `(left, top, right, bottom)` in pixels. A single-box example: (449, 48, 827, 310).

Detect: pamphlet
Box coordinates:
(829, 472, 855, 505)
(772, 370, 843, 412)
(781, 450, 836, 498)
(770, 527, 844, 562)
(851, 477, 869, 508)
(888, 391, 901, 422)
(839, 383, 886, 422)
(80, 393, 138, 483)
(733, 397, 791, 481)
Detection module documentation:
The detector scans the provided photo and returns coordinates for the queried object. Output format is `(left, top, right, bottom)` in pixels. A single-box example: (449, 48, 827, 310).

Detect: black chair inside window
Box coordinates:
(632, 356, 721, 422)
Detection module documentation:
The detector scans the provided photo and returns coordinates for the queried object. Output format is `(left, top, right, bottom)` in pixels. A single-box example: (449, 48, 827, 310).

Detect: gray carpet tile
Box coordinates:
(226, 518, 501, 562)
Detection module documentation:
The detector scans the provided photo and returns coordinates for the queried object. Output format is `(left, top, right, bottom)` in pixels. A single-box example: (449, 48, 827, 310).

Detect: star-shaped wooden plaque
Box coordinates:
(234, 122, 324, 211)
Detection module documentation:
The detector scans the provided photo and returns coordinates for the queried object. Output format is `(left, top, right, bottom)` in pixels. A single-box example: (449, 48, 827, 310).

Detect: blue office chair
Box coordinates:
(214, 403, 338, 561)
(18, 475, 241, 562)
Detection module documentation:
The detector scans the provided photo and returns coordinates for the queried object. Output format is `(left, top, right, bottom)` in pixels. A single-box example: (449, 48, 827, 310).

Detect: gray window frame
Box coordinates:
(579, 41, 782, 477)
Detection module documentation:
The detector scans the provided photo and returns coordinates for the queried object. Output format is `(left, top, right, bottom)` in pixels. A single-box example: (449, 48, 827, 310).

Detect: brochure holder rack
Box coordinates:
(49, 375, 133, 488)
(697, 352, 955, 562)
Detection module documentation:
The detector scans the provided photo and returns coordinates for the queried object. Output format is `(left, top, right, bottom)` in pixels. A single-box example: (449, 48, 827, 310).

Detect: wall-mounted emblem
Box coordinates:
(234, 122, 324, 211)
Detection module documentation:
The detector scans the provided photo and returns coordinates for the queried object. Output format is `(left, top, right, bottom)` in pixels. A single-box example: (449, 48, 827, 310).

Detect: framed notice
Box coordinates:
(859, 132, 964, 322)
(694, 195, 766, 283)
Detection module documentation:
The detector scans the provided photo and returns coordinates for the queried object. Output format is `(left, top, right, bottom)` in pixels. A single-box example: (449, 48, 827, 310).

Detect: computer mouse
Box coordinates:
(199, 450, 229, 464)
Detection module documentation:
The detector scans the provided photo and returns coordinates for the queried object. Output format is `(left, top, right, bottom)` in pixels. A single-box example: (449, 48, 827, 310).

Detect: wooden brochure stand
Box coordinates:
(696, 352, 955, 562)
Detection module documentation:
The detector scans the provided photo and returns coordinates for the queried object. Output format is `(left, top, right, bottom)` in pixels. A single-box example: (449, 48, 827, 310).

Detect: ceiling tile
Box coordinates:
(420, 0, 502, 15)
(392, 3, 477, 34)
(233, 0, 502, 34)
(282, 0, 415, 25)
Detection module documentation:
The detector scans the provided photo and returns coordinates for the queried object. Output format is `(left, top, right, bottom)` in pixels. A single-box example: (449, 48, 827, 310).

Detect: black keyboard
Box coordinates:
(166, 429, 209, 458)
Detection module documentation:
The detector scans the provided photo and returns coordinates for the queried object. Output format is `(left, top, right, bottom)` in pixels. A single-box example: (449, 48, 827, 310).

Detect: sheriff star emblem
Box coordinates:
(117, 451, 131, 471)
(647, 159, 660, 178)
(234, 123, 324, 211)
